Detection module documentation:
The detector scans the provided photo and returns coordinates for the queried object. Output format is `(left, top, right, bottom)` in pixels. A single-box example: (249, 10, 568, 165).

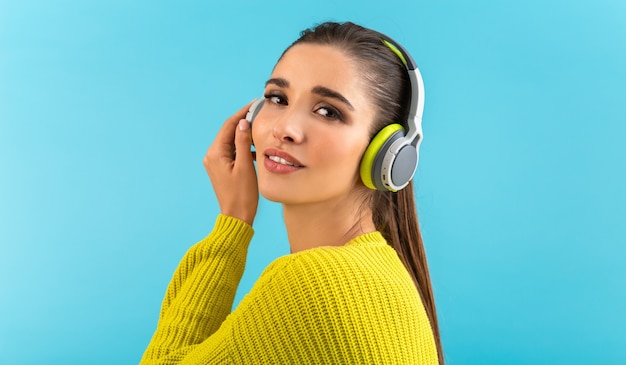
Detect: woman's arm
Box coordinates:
(140, 215, 253, 364)
(140, 103, 259, 363)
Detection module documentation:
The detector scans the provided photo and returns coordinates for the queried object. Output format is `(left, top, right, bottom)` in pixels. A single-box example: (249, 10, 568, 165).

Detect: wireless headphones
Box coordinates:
(245, 37, 424, 192)
(360, 39, 424, 192)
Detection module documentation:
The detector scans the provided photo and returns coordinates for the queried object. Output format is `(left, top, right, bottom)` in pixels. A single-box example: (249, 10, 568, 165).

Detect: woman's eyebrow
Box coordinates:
(312, 86, 354, 111)
(265, 78, 289, 88)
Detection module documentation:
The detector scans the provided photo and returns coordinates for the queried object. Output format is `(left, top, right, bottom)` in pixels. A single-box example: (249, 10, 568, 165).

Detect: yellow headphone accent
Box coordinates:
(360, 124, 404, 191)
(382, 40, 407, 65)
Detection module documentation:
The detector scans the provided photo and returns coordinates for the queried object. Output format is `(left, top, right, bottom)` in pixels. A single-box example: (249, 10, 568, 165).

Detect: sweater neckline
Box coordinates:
(346, 231, 386, 247)
(288, 231, 387, 256)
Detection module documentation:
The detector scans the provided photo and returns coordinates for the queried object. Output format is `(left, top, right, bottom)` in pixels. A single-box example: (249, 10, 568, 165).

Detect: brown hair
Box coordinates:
(286, 21, 444, 363)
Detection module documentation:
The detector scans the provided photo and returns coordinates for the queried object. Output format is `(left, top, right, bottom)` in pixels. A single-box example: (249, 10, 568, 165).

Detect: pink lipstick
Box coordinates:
(263, 148, 305, 174)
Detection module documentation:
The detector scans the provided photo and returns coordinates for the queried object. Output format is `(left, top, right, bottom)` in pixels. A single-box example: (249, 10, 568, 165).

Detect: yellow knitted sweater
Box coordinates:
(140, 215, 438, 364)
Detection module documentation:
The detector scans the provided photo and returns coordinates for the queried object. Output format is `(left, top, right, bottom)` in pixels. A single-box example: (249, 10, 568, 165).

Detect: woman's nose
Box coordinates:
(272, 107, 305, 144)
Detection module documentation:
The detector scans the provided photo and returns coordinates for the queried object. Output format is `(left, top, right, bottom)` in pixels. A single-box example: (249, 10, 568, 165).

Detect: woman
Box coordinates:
(140, 21, 443, 364)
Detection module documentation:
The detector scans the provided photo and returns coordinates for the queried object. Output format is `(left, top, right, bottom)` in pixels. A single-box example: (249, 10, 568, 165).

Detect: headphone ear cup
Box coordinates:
(246, 99, 264, 149)
(360, 124, 405, 190)
(246, 99, 265, 125)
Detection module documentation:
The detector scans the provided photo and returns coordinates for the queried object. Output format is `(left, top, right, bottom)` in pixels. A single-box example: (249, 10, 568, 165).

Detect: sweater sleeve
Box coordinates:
(139, 214, 254, 364)
(141, 231, 438, 364)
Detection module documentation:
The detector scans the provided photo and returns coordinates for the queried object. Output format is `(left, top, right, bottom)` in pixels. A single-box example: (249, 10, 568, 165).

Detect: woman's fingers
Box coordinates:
(234, 119, 253, 166)
(213, 101, 255, 158)
(204, 100, 256, 168)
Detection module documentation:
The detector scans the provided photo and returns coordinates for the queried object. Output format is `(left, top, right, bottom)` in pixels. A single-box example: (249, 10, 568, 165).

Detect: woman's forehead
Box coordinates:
(270, 44, 366, 97)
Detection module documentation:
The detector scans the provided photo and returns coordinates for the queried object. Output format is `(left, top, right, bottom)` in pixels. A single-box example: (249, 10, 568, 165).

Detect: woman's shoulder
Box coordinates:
(259, 231, 419, 302)
(228, 231, 437, 363)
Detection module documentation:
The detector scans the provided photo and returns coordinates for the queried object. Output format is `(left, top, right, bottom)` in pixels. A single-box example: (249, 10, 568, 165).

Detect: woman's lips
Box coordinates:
(263, 148, 305, 174)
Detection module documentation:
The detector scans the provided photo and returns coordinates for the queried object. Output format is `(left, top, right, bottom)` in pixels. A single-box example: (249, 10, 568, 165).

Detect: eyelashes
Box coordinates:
(264, 92, 287, 106)
(314, 105, 343, 121)
(263, 92, 345, 122)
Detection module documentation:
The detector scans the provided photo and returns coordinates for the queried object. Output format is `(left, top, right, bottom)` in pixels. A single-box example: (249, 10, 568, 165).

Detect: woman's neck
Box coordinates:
(282, 195, 376, 253)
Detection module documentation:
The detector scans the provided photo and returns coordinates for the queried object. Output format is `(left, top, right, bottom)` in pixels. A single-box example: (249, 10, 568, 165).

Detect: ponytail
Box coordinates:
(372, 181, 444, 364)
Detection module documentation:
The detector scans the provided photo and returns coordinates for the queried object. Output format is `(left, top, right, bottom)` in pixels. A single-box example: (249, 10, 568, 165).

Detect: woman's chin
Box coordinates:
(259, 185, 310, 205)
(259, 191, 283, 203)
(258, 186, 287, 203)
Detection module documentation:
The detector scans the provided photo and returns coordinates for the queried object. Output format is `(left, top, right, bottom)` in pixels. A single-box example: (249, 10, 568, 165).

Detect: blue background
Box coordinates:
(1, 0, 624, 364)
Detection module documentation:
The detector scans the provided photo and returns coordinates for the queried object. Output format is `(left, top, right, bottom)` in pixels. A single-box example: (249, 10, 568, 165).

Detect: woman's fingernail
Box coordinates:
(238, 119, 250, 131)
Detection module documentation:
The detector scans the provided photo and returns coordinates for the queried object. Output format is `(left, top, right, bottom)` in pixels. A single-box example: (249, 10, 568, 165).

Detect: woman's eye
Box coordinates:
(265, 94, 287, 105)
(315, 106, 343, 121)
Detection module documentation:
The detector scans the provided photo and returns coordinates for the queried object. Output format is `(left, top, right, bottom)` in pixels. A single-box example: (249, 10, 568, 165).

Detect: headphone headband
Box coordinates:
(356, 36, 425, 191)
(381, 38, 424, 149)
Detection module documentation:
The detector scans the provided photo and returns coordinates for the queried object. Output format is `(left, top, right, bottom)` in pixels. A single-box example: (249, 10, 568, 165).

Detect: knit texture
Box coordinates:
(140, 215, 438, 364)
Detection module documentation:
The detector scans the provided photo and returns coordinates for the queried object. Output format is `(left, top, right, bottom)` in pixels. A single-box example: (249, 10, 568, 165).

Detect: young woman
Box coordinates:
(140, 21, 443, 364)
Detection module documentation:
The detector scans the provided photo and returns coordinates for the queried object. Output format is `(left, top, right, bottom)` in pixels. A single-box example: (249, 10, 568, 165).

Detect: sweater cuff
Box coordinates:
(203, 214, 255, 255)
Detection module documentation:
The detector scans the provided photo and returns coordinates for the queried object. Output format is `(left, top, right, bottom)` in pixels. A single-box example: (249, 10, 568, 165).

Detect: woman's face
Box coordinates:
(252, 43, 376, 206)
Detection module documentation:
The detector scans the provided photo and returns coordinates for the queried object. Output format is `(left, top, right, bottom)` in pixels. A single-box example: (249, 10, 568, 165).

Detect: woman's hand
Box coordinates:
(204, 102, 258, 226)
